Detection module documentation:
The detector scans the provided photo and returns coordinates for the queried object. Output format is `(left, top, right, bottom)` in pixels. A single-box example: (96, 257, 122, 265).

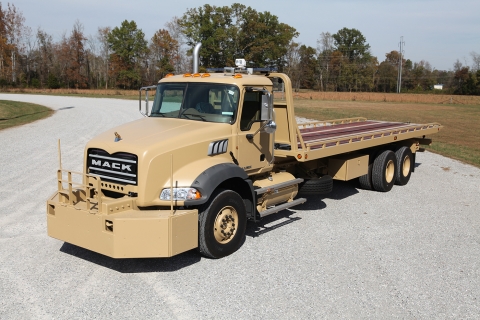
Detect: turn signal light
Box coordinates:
(202, 73, 211, 78)
(233, 74, 243, 79)
(193, 73, 201, 77)
(164, 73, 174, 78)
(183, 73, 192, 77)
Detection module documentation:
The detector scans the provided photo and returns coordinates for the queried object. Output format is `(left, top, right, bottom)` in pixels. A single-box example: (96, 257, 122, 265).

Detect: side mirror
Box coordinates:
(139, 85, 157, 117)
(260, 93, 273, 121)
(264, 120, 276, 134)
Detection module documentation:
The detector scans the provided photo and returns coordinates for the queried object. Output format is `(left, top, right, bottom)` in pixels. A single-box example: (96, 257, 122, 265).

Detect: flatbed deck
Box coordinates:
(286, 118, 442, 160)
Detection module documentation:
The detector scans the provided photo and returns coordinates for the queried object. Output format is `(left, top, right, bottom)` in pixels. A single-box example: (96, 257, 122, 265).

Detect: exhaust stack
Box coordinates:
(193, 43, 202, 73)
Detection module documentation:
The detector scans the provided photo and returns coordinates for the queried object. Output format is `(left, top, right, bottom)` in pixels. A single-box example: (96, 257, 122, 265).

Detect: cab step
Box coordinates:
(259, 198, 307, 218)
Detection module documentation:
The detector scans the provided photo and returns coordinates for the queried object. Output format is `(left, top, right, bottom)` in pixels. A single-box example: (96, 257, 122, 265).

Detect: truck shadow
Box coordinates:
(60, 243, 201, 273)
(246, 210, 304, 238)
(58, 178, 369, 271)
(246, 179, 360, 237)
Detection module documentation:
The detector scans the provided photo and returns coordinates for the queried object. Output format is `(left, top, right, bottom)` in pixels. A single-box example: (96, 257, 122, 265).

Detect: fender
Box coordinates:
(184, 163, 252, 206)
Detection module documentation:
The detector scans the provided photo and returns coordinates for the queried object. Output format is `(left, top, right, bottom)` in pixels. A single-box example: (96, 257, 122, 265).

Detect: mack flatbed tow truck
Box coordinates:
(47, 43, 442, 259)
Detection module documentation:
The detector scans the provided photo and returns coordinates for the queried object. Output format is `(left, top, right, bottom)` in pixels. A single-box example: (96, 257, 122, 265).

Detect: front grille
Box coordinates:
(87, 148, 138, 185)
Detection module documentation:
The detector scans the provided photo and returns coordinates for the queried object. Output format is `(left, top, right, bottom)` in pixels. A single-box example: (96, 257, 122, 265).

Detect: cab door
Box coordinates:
(236, 90, 274, 173)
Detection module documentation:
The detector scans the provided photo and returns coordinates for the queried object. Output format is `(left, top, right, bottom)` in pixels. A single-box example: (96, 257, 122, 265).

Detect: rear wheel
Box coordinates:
(298, 175, 333, 195)
(198, 189, 247, 259)
(394, 146, 413, 185)
(372, 150, 396, 192)
(358, 163, 373, 190)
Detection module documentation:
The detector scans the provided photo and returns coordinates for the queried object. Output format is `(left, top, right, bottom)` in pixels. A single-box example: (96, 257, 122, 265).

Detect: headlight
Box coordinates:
(160, 188, 201, 201)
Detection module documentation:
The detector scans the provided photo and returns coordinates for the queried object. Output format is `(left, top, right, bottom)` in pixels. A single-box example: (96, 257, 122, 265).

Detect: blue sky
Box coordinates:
(15, 0, 480, 71)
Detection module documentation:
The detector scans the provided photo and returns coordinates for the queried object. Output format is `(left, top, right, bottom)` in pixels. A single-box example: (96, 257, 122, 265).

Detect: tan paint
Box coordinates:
(47, 70, 442, 259)
(213, 206, 238, 244)
(328, 154, 369, 181)
(254, 172, 298, 212)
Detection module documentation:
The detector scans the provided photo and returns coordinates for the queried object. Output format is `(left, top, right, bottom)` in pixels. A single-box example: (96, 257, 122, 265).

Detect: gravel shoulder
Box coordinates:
(1, 94, 479, 319)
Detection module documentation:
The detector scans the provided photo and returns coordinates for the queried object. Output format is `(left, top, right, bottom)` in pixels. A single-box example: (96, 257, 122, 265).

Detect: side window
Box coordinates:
(240, 91, 261, 131)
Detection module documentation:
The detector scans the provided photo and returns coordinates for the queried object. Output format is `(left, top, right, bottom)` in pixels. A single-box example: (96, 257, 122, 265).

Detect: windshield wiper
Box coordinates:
(151, 112, 166, 117)
(181, 113, 207, 121)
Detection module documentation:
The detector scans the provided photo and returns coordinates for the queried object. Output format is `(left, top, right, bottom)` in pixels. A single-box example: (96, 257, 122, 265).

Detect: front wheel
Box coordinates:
(198, 189, 247, 259)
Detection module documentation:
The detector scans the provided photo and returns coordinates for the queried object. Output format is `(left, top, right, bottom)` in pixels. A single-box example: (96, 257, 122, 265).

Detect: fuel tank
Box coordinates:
(253, 172, 299, 212)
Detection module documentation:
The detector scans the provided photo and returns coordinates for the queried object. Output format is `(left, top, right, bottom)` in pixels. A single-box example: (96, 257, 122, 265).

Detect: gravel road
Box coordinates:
(1, 94, 480, 319)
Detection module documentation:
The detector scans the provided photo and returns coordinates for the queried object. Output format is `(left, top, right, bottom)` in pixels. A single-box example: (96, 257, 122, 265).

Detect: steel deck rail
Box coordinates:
(288, 119, 442, 160)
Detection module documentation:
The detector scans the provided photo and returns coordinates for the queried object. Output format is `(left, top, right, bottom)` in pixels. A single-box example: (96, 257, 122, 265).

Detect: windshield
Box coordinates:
(150, 83, 240, 124)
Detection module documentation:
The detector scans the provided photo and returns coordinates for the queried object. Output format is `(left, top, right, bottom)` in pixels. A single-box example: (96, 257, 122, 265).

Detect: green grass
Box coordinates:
(293, 99, 480, 168)
(0, 100, 53, 131)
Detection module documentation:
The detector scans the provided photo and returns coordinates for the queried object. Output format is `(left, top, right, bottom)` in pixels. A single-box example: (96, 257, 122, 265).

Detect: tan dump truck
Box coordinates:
(47, 44, 442, 259)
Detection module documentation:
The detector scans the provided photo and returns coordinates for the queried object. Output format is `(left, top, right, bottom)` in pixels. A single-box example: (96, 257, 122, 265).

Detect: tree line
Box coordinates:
(1, 2, 479, 94)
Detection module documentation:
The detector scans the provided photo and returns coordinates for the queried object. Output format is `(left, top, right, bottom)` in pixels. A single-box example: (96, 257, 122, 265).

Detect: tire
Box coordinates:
(198, 189, 247, 259)
(394, 146, 413, 186)
(372, 150, 396, 192)
(358, 162, 373, 190)
(298, 175, 333, 195)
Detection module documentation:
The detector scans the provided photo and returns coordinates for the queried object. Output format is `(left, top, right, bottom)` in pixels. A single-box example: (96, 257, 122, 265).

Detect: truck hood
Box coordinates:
(86, 117, 232, 155)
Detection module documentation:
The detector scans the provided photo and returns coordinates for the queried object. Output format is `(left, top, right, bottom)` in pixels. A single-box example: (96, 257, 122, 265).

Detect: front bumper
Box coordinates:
(47, 192, 198, 258)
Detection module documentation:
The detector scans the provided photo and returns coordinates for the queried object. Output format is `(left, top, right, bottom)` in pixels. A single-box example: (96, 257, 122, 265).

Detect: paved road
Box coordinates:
(1, 94, 479, 319)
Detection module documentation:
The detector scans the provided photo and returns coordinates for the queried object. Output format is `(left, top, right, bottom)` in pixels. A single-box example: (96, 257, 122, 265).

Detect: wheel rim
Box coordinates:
(213, 206, 238, 244)
(402, 155, 411, 177)
(385, 159, 395, 183)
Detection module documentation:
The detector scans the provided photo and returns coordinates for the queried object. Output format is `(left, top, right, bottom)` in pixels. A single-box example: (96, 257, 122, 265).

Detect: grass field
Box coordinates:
(290, 91, 480, 105)
(2, 88, 139, 100)
(292, 99, 480, 168)
(0, 100, 53, 131)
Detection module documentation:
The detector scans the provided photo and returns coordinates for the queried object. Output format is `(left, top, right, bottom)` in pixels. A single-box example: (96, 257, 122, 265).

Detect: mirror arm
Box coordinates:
(139, 85, 157, 117)
(246, 121, 268, 140)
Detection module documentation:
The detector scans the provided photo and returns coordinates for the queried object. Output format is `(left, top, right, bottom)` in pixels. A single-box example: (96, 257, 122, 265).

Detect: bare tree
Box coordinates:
(0, 3, 27, 83)
(36, 28, 55, 87)
(471, 51, 480, 72)
(97, 26, 111, 89)
(87, 34, 98, 88)
(284, 41, 301, 92)
(165, 16, 189, 73)
(316, 32, 334, 91)
(453, 59, 463, 72)
(20, 25, 37, 85)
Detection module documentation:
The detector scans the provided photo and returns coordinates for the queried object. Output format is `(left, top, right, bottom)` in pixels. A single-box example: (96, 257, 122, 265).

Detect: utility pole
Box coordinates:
(12, 51, 16, 83)
(397, 36, 405, 93)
